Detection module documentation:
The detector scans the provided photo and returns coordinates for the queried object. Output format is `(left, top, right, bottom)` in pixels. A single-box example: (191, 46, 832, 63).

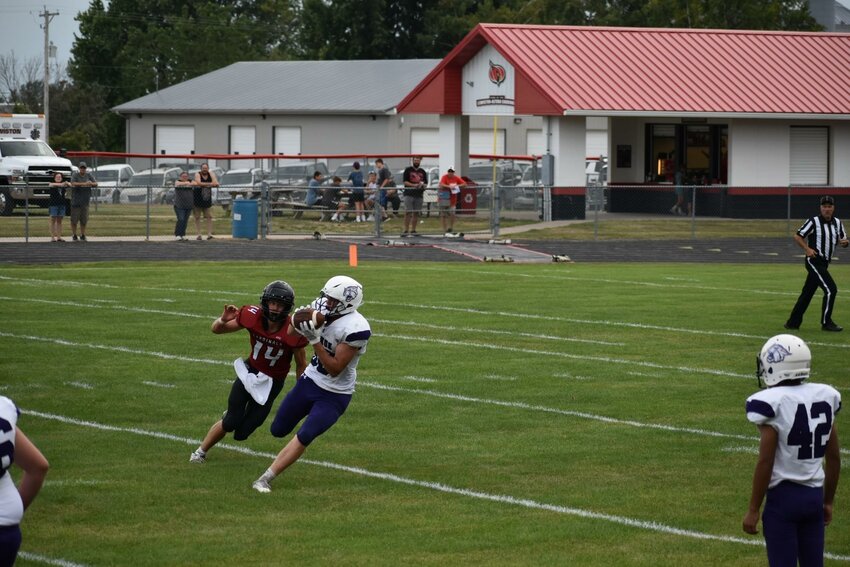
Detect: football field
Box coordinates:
(1, 259, 848, 566)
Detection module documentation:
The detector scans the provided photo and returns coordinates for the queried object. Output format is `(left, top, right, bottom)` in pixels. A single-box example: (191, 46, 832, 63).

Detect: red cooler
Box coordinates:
(458, 178, 477, 215)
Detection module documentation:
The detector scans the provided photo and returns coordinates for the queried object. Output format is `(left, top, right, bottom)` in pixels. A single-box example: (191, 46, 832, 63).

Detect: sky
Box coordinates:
(0, 0, 97, 71)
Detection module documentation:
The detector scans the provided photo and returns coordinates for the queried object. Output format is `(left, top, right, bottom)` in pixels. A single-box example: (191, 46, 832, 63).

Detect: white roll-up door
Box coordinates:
(526, 129, 544, 157)
(470, 128, 505, 157)
(586, 130, 607, 160)
(410, 128, 439, 156)
(272, 127, 302, 170)
(790, 126, 828, 185)
(229, 126, 256, 169)
(155, 125, 195, 165)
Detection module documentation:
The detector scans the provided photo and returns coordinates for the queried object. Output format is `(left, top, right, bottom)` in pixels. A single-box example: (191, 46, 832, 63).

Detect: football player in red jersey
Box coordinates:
(190, 280, 308, 464)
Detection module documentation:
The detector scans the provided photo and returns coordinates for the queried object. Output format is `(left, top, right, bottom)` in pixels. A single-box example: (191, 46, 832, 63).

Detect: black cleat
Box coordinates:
(783, 322, 799, 330)
(822, 322, 843, 332)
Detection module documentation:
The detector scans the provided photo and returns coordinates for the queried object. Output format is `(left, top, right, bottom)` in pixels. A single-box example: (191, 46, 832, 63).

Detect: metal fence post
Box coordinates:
(690, 185, 696, 240)
(787, 185, 792, 235)
(374, 202, 383, 238)
(24, 173, 30, 242)
(260, 181, 269, 239)
(491, 184, 500, 238)
(145, 185, 151, 241)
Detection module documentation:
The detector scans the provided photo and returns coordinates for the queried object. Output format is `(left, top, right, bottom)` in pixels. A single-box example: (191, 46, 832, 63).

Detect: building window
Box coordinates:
(648, 124, 676, 182)
(790, 126, 829, 185)
(646, 123, 727, 184)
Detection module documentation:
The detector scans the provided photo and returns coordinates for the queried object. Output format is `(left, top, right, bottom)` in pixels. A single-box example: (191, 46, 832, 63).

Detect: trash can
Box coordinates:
(232, 198, 258, 239)
(458, 179, 477, 215)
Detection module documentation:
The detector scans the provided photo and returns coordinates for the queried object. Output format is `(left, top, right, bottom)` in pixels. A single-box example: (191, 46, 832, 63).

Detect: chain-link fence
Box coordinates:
(1, 149, 839, 241)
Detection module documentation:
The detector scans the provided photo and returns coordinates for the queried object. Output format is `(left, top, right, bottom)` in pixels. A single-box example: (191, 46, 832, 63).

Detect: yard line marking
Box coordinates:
(21, 408, 850, 560)
(142, 381, 176, 389)
(722, 446, 758, 455)
(400, 376, 437, 383)
(64, 382, 93, 390)
(4, 276, 847, 349)
(371, 317, 624, 346)
(0, 297, 620, 348)
(45, 479, 110, 487)
(0, 296, 206, 319)
(0, 328, 752, 379)
(5, 331, 850, 457)
(484, 374, 517, 381)
(369, 302, 850, 349)
(18, 552, 88, 567)
(361, 382, 753, 441)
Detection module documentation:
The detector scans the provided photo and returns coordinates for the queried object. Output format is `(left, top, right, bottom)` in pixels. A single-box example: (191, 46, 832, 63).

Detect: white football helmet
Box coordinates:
(315, 275, 363, 316)
(756, 334, 811, 388)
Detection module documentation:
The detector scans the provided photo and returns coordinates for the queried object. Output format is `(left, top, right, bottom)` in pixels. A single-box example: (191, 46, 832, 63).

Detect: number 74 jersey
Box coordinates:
(746, 382, 842, 488)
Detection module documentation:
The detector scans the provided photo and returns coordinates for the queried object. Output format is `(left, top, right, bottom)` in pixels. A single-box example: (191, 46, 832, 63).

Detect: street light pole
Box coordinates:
(40, 6, 58, 142)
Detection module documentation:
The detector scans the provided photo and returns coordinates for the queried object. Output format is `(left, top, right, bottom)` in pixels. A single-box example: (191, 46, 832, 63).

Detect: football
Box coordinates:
(292, 307, 325, 329)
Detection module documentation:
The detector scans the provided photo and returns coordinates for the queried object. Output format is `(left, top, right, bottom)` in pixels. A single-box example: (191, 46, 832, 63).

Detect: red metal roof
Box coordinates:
(396, 24, 850, 117)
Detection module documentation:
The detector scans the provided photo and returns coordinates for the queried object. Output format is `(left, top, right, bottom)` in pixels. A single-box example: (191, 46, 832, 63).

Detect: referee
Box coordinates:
(785, 195, 849, 332)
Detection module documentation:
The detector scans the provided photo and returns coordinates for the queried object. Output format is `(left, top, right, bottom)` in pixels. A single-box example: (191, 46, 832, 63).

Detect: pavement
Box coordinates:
(0, 221, 804, 264)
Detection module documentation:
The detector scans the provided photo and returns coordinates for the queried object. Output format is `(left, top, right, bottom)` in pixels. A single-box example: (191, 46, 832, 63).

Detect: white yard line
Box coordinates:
(5, 330, 850, 459)
(20, 408, 850, 561)
(18, 552, 89, 567)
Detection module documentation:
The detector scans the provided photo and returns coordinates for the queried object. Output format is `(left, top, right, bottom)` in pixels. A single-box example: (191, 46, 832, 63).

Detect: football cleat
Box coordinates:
(252, 478, 271, 493)
(189, 450, 206, 464)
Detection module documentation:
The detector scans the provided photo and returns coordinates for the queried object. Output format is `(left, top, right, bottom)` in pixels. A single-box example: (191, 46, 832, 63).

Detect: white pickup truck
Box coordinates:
(0, 114, 73, 215)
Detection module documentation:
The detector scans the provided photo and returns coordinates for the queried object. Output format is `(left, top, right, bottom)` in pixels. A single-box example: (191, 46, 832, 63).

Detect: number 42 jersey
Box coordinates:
(746, 383, 842, 489)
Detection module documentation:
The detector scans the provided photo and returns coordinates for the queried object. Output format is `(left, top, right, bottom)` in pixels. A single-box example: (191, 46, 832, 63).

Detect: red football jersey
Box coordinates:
(237, 305, 307, 380)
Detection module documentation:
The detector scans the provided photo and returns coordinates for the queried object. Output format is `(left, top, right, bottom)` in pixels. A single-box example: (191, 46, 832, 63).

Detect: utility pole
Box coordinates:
(40, 6, 59, 142)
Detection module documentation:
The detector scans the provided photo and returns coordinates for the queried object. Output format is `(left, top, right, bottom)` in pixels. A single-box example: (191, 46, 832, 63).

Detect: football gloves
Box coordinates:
(296, 319, 322, 345)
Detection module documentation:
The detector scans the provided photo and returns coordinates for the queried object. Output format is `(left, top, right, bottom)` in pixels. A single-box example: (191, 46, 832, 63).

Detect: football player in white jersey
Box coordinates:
(0, 396, 49, 565)
(743, 334, 841, 567)
(253, 275, 371, 493)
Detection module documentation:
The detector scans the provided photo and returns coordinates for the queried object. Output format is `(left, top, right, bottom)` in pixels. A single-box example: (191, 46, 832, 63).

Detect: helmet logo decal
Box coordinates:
(766, 344, 792, 364)
(343, 286, 359, 303)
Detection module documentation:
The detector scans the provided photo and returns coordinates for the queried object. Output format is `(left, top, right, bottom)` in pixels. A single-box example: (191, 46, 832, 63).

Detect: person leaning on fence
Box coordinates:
(69, 161, 97, 241)
(375, 158, 400, 216)
(48, 172, 69, 242)
(402, 156, 427, 237)
(193, 163, 219, 240)
(785, 195, 849, 332)
(172, 171, 195, 242)
(438, 166, 466, 237)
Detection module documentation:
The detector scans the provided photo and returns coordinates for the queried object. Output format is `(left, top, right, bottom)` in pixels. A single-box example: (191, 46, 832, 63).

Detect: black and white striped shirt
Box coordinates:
(797, 215, 847, 262)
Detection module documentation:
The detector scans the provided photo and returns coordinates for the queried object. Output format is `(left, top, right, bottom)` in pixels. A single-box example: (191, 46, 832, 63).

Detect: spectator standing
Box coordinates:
(189, 281, 307, 464)
(172, 171, 194, 241)
(48, 172, 68, 242)
(785, 195, 849, 332)
(364, 170, 380, 220)
(69, 161, 97, 241)
(193, 163, 219, 240)
(306, 171, 324, 207)
(347, 161, 366, 222)
(0, 396, 49, 567)
(743, 334, 841, 566)
(671, 165, 688, 216)
(375, 158, 400, 217)
(252, 276, 371, 493)
(402, 156, 427, 237)
(438, 166, 466, 237)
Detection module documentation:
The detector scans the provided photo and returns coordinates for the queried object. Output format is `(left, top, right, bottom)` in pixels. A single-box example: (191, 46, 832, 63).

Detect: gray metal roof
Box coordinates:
(113, 59, 441, 115)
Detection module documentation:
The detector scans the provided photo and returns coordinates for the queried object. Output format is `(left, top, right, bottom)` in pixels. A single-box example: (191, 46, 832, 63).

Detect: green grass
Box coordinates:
(2, 261, 848, 566)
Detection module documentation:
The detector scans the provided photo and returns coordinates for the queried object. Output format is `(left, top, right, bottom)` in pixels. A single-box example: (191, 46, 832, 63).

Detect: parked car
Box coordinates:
(217, 168, 268, 205)
(465, 161, 524, 206)
(125, 167, 182, 204)
(586, 158, 608, 185)
(92, 164, 134, 204)
(267, 161, 329, 202)
(511, 166, 544, 210)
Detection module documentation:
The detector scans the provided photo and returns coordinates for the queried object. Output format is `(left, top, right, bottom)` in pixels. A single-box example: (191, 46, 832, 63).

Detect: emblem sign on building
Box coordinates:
(462, 45, 515, 116)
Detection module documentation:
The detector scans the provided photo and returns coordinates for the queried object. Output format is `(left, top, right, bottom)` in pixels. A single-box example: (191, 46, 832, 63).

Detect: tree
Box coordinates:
(68, 0, 300, 150)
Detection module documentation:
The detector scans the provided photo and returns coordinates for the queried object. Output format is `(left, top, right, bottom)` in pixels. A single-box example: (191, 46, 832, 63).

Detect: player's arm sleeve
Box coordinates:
(745, 396, 776, 425)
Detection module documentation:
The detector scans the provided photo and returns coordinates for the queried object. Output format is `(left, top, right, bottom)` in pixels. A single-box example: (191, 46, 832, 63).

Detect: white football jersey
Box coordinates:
(0, 396, 23, 526)
(746, 382, 842, 488)
(304, 310, 371, 394)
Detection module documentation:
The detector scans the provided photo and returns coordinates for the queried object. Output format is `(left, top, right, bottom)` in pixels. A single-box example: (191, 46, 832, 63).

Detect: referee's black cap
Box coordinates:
(820, 195, 835, 206)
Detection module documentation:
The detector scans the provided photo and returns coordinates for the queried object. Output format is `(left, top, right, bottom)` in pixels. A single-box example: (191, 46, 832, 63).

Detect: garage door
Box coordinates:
(470, 128, 505, 157)
(229, 126, 256, 169)
(273, 126, 301, 169)
(790, 126, 828, 185)
(526, 130, 544, 157)
(410, 128, 439, 157)
(155, 125, 194, 166)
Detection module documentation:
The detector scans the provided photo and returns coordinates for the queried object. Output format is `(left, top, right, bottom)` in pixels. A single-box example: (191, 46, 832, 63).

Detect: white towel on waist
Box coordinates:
(233, 358, 273, 405)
